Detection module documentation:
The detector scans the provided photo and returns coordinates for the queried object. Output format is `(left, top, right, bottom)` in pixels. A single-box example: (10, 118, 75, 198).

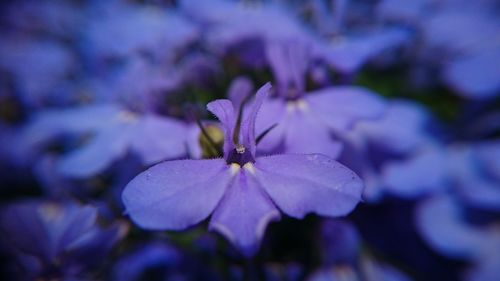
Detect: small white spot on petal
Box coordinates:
(117, 111, 138, 123)
(296, 100, 309, 112)
(243, 162, 256, 174)
(286, 99, 309, 113)
(229, 163, 241, 175)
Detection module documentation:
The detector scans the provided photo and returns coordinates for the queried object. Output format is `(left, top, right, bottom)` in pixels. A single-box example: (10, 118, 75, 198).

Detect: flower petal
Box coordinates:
(131, 115, 188, 164)
(207, 99, 236, 157)
(306, 86, 385, 132)
(56, 122, 132, 178)
(228, 76, 254, 109)
(284, 110, 343, 158)
(209, 168, 280, 256)
(255, 154, 363, 218)
(382, 147, 449, 198)
(122, 159, 231, 230)
(355, 100, 431, 154)
(415, 195, 487, 260)
(0, 201, 52, 261)
(443, 50, 500, 99)
(241, 82, 272, 155)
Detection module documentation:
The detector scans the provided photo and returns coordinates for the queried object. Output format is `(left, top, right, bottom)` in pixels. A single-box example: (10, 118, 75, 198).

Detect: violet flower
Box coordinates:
(314, 27, 411, 75)
(446, 141, 500, 211)
(181, 0, 315, 68)
(0, 200, 127, 280)
(339, 100, 438, 201)
(82, 1, 198, 63)
(16, 102, 192, 179)
(379, 0, 500, 98)
(416, 195, 500, 281)
(122, 83, 363, 256)
(0, 36, 75, 108)
(256, 40, 385, 158)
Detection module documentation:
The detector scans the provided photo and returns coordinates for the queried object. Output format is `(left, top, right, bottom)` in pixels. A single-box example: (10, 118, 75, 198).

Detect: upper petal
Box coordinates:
(228, 76, 254, 109)
(122, 159, 231, 230)
(207, 99, 236, 157)
(209, 168, 280, 256)
(306, 86, 385, 132)
(254, 154, 363, 218)
(241, 82, 272, 155)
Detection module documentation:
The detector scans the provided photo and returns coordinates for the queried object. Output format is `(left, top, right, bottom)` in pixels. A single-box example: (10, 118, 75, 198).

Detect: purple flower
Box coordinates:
(122, 83, 363, 256)
(0, 200, 126, 280)
(446, 142, 500, 211)
(256, 41, 385, 158)
(339, 100, 437, 201)
(379, 0, 500, 98)
(1, 0, 82, 37)
(83, 1, 198, 62)
(314, 27, 411, 74)
(16, 103, 193, 178)
(380, 146, 448, 198)
(416, 194, 500, 281)
(181, 0, 315, 67)
(0, 36, 75, 108)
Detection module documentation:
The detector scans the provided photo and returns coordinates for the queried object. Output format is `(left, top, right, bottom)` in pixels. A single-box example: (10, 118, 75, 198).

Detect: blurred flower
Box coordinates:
(14, 102, 191, 178)
(378, 0, 500, 98)
(82, 1, 199, 63)
(416, 195, 500, 281)
(0, 200, 127, 280)
(256, 40, 385, 158)
(339, 100, 439, 201)
(0, 36, 76, 108)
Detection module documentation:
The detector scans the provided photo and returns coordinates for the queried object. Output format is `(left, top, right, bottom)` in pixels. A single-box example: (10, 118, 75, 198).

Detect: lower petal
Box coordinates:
(209, 170, 280, 256)
(122, 159, 231, 230)
(255, 154, 363, 219)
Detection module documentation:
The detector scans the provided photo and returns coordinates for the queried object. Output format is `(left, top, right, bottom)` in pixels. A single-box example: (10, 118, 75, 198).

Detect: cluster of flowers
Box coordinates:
(0, 0, 499, 280)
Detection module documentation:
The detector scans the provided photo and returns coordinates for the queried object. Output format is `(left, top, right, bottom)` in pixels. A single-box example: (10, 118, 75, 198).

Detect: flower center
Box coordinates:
(226, 145, 255, 166)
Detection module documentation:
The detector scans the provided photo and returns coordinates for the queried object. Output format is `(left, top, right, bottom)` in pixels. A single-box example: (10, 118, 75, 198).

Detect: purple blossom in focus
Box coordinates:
(122, 83, 363, 256)
(0, 0, 499, 280)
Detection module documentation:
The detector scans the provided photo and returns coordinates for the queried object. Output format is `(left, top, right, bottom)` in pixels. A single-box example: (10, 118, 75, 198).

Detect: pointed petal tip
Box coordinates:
(209, 208, 281, 257)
